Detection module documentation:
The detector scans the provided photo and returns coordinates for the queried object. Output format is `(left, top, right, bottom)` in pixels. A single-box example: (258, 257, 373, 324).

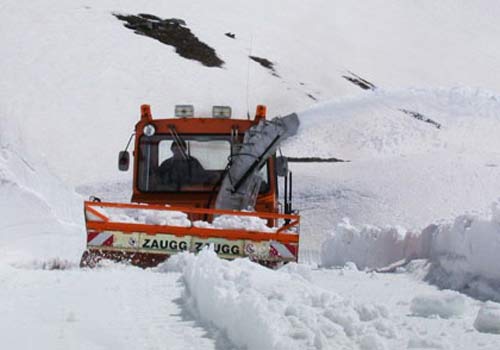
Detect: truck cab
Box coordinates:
(121, 104, 279, 216)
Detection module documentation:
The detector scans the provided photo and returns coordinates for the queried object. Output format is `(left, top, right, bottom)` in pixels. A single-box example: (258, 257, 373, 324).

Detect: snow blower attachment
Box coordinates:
(81, 104, 300, 268)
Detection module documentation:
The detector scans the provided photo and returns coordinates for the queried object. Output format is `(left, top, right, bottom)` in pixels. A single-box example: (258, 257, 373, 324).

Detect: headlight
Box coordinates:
(143, 124, 156, 136)
(175, 105, 194, 118)
(212, 106, 232, 118)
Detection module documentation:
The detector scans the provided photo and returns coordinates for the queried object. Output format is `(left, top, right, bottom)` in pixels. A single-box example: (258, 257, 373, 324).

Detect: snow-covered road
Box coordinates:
(0, 264, 217, 350)
(2, 254, 500, 350)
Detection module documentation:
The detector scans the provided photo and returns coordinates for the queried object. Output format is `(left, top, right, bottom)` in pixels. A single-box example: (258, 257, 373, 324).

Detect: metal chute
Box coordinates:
(215, 113, 299, 211)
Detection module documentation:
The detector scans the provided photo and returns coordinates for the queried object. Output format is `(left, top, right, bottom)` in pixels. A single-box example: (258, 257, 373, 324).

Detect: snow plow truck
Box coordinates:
(81, 104, 301, 268)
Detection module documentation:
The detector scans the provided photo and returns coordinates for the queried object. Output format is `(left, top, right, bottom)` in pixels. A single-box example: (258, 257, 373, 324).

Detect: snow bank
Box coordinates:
(320, 218, 421, 269)
(0, 118, 83, 264)
(165, 249, 402, 350)
(426, 203, 500, 301)
(321, 203, 500, 301)
(410, 291, 466, 319)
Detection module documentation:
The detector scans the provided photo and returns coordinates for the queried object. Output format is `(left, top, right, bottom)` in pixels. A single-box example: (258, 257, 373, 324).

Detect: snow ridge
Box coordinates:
(164, 249, 400, 350)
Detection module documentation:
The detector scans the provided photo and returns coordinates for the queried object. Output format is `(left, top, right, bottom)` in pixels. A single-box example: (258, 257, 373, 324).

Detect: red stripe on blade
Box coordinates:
(87, 231, 100, 243)
(285, 244, 298, 256)
(101, 235, 114, 246)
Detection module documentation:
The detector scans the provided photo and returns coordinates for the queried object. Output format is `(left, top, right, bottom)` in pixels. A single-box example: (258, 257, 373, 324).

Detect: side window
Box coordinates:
(189, 140, 230, 169)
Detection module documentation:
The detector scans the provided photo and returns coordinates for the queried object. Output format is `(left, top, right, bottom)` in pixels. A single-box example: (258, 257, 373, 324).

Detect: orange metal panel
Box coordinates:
(84, 201, 299, 221)
(86, 221, 299, 243)
(85, 205, 110, 222)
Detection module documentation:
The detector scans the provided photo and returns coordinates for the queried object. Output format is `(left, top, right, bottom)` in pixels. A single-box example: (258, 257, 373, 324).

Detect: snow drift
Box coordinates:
(163, 249, 404, 350)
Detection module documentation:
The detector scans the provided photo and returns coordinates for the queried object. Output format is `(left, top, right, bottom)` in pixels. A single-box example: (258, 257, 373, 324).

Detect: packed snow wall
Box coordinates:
(321, 202, 500, 302)
(0, 117, 84, 264)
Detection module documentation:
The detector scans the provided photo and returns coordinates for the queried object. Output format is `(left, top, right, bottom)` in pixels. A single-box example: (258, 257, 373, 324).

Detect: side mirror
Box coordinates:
(118, 151, 130, 171)
(275, 156, 288, 177)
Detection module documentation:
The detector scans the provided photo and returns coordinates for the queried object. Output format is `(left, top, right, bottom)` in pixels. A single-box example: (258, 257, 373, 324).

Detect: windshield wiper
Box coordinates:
(168, 125, 189, 160)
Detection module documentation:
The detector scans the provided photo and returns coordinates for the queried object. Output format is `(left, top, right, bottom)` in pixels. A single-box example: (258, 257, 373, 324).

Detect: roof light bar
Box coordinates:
(212, 105, 232, 119)
(175, 105, 194, 118)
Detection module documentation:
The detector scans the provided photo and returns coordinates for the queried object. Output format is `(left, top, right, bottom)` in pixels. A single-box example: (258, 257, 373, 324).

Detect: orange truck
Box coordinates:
(81, 104, 300, 268)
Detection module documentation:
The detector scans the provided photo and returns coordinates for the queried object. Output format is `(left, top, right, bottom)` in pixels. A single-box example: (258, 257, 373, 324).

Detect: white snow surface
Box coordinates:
(287, 87, 500, 160)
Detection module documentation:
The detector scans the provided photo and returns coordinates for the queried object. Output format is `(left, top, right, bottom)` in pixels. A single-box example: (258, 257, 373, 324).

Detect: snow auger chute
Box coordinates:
(81, 104, 300, 268)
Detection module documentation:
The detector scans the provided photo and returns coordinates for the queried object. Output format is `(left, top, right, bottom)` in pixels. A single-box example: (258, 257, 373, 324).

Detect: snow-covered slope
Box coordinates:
(287, 87, 500, 161)
(0, 118, 83, 264)
(3, 0, 500, 185)
(287, 87, 500, 239)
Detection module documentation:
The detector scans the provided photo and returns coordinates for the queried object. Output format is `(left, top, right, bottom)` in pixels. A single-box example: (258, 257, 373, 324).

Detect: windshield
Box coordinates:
(137, 135, 269, 193)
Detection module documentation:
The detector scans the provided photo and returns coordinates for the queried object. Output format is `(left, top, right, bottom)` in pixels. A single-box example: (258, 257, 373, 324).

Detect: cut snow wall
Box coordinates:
(321, 203, 500, 302)
(425, 205, 500, 301)
(320, 219, 423, 270)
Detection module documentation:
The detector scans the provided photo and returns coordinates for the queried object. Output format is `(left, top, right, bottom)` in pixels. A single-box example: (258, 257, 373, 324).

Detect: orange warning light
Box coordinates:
(141, 104, 152, 121)
(255, 105, 267, 120)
